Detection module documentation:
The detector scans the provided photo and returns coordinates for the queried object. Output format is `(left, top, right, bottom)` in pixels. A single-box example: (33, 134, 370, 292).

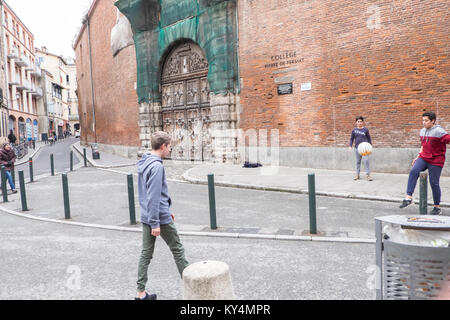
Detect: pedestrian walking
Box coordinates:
(399, 112, 450, 215)
(135, 131, 189, 300)
(349, 116, 373, 181)
(8, 130, 17, 145)
(0, 143, 18, 193)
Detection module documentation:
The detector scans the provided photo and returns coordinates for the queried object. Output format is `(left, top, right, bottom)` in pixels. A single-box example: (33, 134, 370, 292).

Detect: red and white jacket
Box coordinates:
(419, 125, 450, 167)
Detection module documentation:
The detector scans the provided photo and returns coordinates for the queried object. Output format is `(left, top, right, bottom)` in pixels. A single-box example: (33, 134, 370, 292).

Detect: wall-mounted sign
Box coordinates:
(275, 76, 295, 84)
(301, 82, 312, 91)
(278, 83, 293, 95)
(265, 51, 304, 69)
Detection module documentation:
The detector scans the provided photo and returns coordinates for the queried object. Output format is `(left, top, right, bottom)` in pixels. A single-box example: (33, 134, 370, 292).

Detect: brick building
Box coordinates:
(73, 0, 140, 157)
(75, 0, 449, 174)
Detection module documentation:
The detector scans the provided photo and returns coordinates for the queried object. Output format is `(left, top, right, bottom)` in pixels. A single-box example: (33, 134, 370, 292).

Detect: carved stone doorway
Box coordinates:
(161, 42, 212, 161)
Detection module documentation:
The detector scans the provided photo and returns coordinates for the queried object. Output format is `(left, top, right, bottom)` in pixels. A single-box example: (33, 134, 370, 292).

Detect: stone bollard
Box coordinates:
(183, 261, 235, 300)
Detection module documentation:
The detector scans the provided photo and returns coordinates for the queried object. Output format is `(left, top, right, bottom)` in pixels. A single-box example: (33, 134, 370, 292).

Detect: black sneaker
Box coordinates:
(11, 189, 18, 194)
(134, 292, 157, 300)
(399, 199, 412, 208)
(429, 207, 442, 215)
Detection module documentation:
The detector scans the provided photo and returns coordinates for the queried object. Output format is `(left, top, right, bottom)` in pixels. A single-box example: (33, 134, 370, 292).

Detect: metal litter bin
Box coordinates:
(91, 143, 100, 160)
(375, 215, 450, 300)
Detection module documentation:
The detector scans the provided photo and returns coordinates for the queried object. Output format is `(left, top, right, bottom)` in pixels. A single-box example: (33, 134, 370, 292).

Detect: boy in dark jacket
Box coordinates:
(135, 131, 189, 300)
(0, 143, 18, 193)
(400, 112, 450, 215)
(349, 116, 373, 181)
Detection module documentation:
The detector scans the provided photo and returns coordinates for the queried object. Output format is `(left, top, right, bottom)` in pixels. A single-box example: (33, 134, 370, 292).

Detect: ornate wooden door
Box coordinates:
(161, 42, 211, 161)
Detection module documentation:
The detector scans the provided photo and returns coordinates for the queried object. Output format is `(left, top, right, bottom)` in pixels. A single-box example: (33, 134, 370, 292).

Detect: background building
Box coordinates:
(0, 2, 9, 145)
(74, 0, 450, 174)
(35, 47, 70, 139)
(2, 0, 41, 143)
(66, 60, 80, 135)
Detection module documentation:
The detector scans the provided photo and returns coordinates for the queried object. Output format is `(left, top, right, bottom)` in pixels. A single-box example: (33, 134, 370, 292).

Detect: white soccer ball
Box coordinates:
(358, 142, 373, 156)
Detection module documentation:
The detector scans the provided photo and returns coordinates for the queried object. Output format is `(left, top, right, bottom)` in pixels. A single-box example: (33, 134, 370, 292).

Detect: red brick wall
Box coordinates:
(75, 0, 139, 147)
(238, 0, 449, 148)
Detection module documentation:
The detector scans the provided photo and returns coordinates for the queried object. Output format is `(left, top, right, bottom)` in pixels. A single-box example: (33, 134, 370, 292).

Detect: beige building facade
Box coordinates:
(2, 1, 41, 143)
(0, 2, 8, 144)
(35, 47, 70, 139)
(66, 61, 79, 134)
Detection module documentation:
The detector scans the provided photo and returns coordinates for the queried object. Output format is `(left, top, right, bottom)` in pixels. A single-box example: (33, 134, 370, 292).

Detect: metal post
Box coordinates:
(70, 150, 74, 172)
(127, 174, 137, 225)
(1, 165, 8, 202)
(375, 219, 383, 300)
(308, 173, 317, 234)
(29, 158, 33, 183)
(62, 173, 71, 219)
(18, 170, 28, 211)
(419, 172, 428, 215)
(50, 154, 55, 176)
(83, 148, 87, 167)
(207, 174, 217, 230)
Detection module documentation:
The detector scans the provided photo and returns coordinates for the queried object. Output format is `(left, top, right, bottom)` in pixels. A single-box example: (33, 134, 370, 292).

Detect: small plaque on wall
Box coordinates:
(277, 83, 293, 95)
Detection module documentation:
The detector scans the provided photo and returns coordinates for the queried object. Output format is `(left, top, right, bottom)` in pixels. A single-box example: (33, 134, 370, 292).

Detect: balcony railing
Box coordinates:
(30, 65, 42, 78)
(16, 79, 31, 91)
(16, 53, 29, 67)
(7, 47, 19, 59)
(8, 73, 21, 86)
(31, 87, 43, 97)
(69, 114, 80, 121)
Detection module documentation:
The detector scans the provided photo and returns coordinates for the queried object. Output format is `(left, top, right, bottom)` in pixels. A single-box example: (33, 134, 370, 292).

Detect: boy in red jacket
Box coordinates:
(400, 112, 450, 215)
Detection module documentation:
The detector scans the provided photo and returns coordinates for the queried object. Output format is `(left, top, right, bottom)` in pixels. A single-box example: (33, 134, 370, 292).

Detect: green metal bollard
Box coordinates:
(1, 165, 8, 202)
(419, 172, 428, 215)
(29, 158, 34, 183)
(207, 174, 217, 230)
(62, 173, 71, 219)
(18, 170, 28, 211)
(83, 148, 87, 167)
(127, 174, 137, 225)
(70, 150, 74, 172)
(50, 154, 55, 176)
(308, 173, 317, 234)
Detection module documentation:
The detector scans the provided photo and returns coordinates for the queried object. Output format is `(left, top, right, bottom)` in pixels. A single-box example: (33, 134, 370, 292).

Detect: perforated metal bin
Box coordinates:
(375, 215, 450, 300)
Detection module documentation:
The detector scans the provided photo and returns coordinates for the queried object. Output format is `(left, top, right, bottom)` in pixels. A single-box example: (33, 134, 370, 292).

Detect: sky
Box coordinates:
(5, 0, 94, 59)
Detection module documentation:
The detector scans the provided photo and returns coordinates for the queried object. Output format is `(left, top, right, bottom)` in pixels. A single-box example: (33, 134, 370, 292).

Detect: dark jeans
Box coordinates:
(5, 170, 15, 190)
(137, 222, 189, 292)
(406, 157, 443, 205)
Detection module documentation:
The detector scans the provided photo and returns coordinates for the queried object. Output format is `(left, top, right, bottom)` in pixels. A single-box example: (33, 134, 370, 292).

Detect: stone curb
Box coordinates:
(15, 143, 45, 166)
(182, 167, 450, 208)
(0, 206, 375, 244)
(71, 142, 137, 169)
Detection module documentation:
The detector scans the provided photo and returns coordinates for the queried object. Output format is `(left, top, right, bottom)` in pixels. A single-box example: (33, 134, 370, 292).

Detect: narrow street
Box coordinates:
(13, 137, 80, 181)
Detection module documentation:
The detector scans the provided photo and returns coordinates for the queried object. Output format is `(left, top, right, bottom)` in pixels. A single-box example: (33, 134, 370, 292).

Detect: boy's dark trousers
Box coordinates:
(137, 222, 189, 292)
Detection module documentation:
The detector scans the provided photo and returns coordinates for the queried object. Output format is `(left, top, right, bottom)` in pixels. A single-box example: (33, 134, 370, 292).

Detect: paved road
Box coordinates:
(14, 138, 80, 181)
(0, 165, 420, 239)
(0, 212, 375, 300)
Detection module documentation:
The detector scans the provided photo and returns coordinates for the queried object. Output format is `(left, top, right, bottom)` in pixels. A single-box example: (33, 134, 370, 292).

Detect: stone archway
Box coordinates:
(116, 0, 241, 163)
(160, 41, 212, 161)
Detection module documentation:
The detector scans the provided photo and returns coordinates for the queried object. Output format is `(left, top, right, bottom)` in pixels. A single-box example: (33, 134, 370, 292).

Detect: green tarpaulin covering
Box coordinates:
(115, 0, 239, 103)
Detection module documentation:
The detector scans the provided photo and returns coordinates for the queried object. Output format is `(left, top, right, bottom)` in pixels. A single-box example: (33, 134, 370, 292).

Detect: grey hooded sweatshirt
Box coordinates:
(137, 153, 172, 229)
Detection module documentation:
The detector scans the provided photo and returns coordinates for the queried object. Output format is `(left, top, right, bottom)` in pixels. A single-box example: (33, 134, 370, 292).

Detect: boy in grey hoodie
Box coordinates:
(135, 131, 189, 300)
